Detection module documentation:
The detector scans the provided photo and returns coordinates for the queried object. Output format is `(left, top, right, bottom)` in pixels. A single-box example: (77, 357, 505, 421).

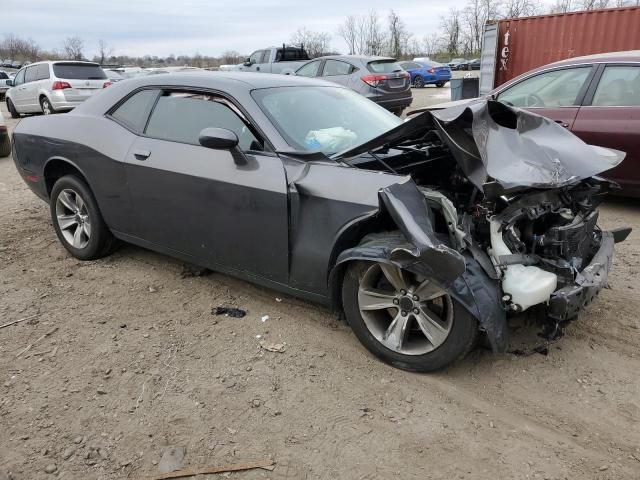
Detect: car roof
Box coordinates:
(72, 71, 345, 114)
(545, 50, 640, 67)
(21, 60, 101, 67)
(495, 50, 640, 92)
(312, 55, 397, 63)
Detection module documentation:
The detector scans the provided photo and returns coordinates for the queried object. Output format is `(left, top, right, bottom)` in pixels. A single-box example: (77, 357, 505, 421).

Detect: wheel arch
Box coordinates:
(326, 181, 509, 352)
(43, 157, 91, 198)
(326, 212, 389, 311)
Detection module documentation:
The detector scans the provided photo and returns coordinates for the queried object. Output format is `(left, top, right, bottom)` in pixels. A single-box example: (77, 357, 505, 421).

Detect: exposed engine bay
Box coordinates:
(335, 100, 631, 348)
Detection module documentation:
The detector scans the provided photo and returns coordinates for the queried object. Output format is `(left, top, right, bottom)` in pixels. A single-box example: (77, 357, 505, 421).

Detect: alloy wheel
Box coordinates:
(357, 263, 453, 355)
(413, 76, 424, 88)
(41, 99, 52, 115)
(55, 188, 91, 249)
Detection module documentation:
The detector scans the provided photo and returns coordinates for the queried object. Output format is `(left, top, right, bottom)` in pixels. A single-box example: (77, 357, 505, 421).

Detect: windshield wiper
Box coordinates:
(343, 149, 397, 173)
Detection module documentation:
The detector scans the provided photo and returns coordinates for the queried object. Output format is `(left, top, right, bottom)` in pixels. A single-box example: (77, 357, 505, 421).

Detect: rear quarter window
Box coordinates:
(111, 89, 159, 132)
(367, 60, 403, 74)
(53, 63, 107, 80)
(36, 64, 50, 80)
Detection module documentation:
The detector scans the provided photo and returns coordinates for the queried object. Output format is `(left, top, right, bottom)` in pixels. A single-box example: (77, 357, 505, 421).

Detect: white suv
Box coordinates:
(5, 61, 110, 117)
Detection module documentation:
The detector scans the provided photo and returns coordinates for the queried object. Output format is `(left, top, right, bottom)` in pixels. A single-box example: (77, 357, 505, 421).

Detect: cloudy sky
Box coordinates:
(4, 0, 499, 58)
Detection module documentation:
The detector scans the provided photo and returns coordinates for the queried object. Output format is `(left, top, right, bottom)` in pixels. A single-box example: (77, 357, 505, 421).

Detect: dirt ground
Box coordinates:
(1, 91, 639, 480)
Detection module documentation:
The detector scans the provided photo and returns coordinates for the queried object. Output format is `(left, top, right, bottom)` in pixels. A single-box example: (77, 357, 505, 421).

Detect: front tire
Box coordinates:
(413, 76, 425, 88)
(40, 96, 56, 115)
(7, 98, 19, 118)
(49, 175, 115, 260)
(435, 81, 445, 88)
(342, 261, 477, 372)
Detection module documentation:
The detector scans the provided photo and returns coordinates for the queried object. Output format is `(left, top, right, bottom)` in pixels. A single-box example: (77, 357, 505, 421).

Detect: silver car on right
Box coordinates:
(295, 55, 412, 115)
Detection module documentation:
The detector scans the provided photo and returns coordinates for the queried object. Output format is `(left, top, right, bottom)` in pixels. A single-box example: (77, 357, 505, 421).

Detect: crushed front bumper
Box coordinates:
(547, 231, 615, 321)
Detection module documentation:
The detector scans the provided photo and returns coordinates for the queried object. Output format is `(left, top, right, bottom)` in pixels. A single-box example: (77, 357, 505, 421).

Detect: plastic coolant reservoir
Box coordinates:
(490, 218, 557, 311)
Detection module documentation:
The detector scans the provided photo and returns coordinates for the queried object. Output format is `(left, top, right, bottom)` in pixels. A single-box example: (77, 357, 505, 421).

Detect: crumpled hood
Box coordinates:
(334, 99, 625, 191)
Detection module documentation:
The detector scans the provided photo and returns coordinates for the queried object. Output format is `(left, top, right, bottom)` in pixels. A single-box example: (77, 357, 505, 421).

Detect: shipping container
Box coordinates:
(479, 6, 640, 94)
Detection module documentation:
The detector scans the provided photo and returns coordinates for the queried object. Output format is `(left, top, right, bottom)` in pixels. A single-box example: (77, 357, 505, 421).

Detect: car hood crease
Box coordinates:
(334, 100, 626, 191)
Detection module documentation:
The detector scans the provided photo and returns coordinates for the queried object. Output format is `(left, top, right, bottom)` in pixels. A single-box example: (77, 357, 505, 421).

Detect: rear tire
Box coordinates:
(40, 96, 56, 115)
(49, 175, 115, 260)
(342, 261, 478, 372)
(435, 81, 445, 88)
(7, 98, 19, 118)
(0, 135, 10, 157)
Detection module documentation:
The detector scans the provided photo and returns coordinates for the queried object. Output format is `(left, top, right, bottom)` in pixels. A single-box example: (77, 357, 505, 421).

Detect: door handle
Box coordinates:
(133, 149, 151, 160)
(554, 120, 569, 128)
(256, 66, 260, 71)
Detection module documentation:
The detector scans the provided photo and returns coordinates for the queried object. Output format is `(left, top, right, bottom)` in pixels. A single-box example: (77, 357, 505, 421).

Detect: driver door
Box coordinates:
(242, 50, 263, 72)
(496, 65, 595, 130)
(122, 89, 290, 283)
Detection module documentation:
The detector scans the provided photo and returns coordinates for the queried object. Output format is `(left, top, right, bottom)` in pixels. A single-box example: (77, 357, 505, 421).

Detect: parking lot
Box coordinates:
(1, 83, 640, 480)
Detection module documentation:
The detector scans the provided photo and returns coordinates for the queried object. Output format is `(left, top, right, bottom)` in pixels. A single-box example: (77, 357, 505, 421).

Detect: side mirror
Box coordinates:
(243, 59, 252, 66)
(199, 128, 239, 150)
(6, 80, 13, 87)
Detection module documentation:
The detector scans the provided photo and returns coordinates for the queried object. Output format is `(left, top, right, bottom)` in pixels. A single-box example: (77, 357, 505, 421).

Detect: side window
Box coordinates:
(498, 67, 591, 108)
(592, 66, 640, 107)
(399, 62, 410, 70)
(13, 68, 25, 86)
(145, 91, 263, 152)
(111, 89, 159, 132)
(259, 50, 270, 63)
(249, 51, 262, 64)
(322, 60, 353, 76)
(24, 65, 38, 83)
(296, 60, 321, 77)
(37, 64, 50, 80)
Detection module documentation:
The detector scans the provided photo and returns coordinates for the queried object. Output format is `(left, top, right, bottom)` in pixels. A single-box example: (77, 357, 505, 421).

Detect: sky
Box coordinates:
(4, 0, 488, 58)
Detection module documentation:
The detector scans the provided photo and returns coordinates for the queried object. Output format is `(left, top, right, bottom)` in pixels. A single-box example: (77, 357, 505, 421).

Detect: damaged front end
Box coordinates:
(334, 100, 631, 352)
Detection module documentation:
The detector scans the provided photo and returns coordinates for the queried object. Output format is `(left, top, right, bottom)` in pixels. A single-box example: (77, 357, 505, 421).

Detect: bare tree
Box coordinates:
(63, 36, 84, 60)
(96, 39, 113, 65)
(578, 0, 608, 8)
(290, 28, 331, 58)
(221, 50, 243, 64)
(503, 0, 541, 17)
(462, 0, 501, 55)
(441, 8, 462, 56)
(338, 11, 386, 56)
(387, 10, 406, 58)
(366, 11, 387, 55)
(550, 0, 573, 12)
(338, 16, 359, 55)
(422, 33, 442, 58)
(0, 34, 40, 61)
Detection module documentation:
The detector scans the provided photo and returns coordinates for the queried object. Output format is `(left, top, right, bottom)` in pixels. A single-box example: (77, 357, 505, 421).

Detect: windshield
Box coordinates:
(252, 86, 403, 154)
(367, 60, 403, 73)
(53, 63, 107, 80)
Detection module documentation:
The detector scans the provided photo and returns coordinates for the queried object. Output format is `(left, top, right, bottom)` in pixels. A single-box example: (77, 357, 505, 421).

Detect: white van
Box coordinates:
(5, 61, 110, 117)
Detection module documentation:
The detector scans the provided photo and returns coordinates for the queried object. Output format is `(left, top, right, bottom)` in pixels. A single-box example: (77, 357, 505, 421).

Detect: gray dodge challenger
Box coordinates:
(11, 72, 631, 371)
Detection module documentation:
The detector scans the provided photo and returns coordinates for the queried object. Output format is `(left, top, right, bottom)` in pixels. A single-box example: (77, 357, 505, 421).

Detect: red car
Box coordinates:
(426, 51, 640, 196)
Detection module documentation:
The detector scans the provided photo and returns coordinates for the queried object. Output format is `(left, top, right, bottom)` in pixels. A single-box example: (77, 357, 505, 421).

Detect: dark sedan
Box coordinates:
(295, 55, 412, 115)
(11, 72, 630, 372)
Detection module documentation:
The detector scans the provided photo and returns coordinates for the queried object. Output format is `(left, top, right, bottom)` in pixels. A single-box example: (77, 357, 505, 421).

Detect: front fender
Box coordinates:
(329, 180, 508, 352)
(332, 236, 508, 352)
